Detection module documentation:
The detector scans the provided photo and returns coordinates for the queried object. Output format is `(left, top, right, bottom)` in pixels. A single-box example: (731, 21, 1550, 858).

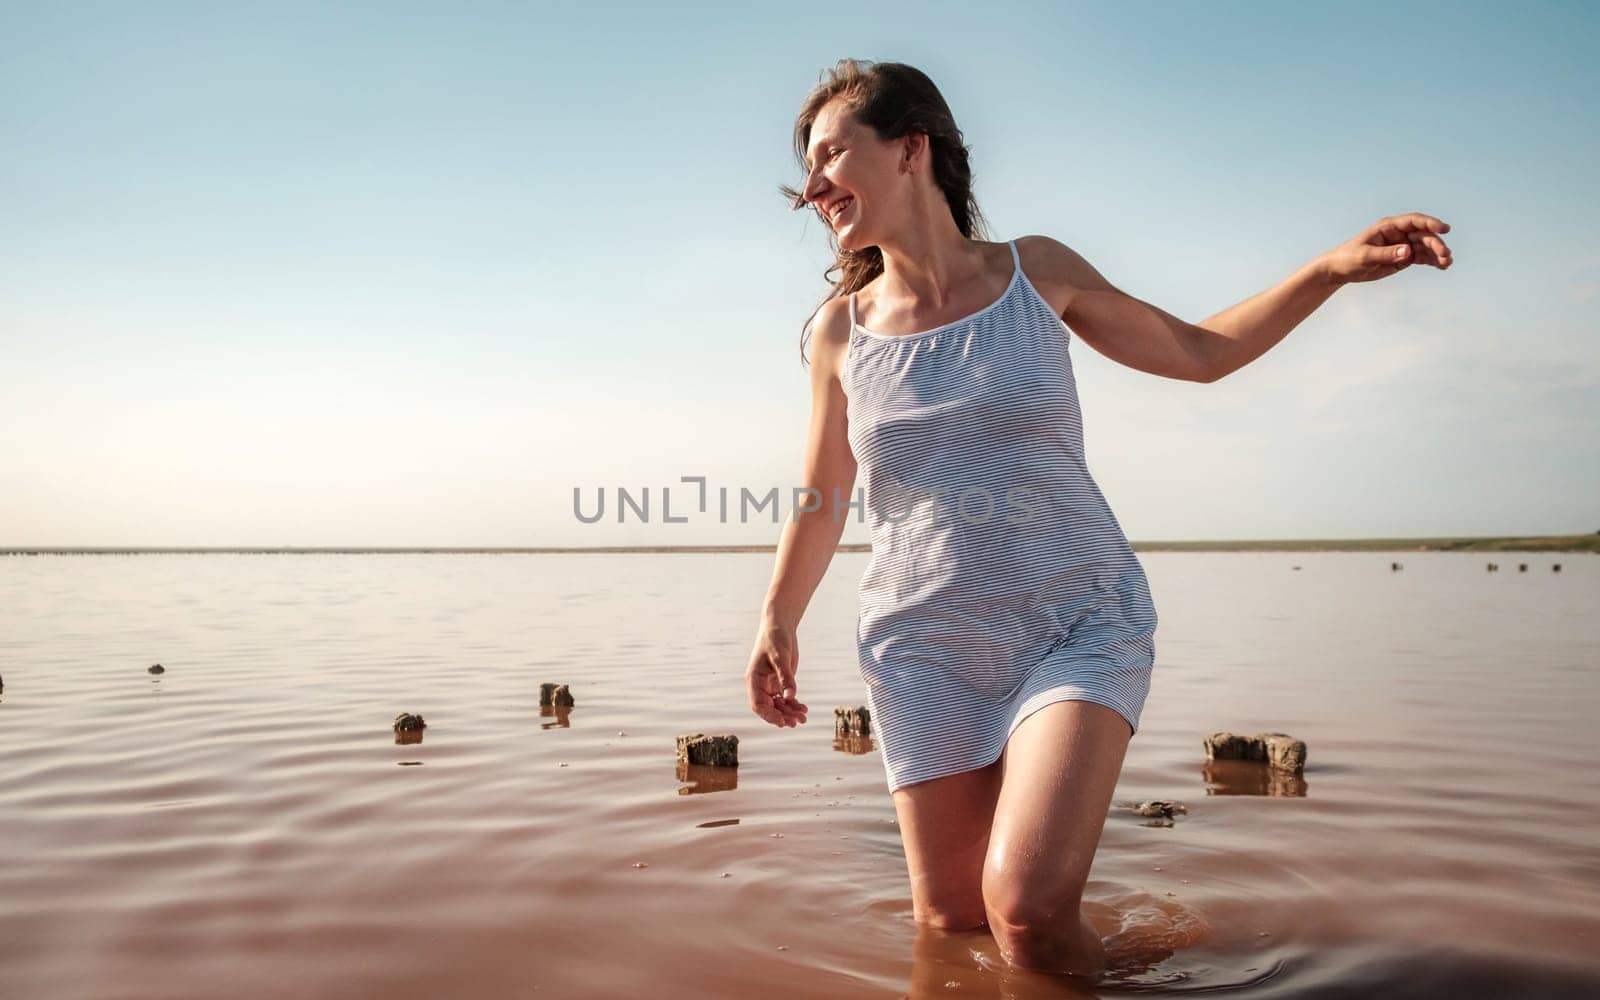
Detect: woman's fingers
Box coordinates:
(1426, 233, 1452, 267)
(746, 649, 808, 727)
(749, 687, 784, 726)
(1397, 213, 1449, 235)
(766, 683, 808, 727)
(1351, 215, 1454, 276)
(1372, 215, 1453, 267)
(1400, 222, 1450, 267)
(1366, 214, 1449, 247)
(746, 647, 784, 724)
(1373, 213, 1450, 239)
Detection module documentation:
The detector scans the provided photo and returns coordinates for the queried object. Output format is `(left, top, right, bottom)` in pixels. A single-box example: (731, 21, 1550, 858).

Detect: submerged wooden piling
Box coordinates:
(539, 682, 575, 707)
(1204, 730, 1307, 773)
(676, 733, 738, 767)
(834, 705, 871, 738)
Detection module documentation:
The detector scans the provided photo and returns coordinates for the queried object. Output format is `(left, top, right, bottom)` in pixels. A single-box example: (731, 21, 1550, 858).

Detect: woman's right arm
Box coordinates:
(745, 295, 858, 728)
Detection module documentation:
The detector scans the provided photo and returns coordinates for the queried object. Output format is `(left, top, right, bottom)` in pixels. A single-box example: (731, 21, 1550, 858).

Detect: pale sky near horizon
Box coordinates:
(3, 1, 1596, 547)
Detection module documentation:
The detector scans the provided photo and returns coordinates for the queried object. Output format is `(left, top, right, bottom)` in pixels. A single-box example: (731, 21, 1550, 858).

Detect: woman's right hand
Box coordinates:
(745, 616, 809, 728)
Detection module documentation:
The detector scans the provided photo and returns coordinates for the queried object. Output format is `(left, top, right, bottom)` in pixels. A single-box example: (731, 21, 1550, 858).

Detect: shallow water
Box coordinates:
(0, 551, 1596, 998)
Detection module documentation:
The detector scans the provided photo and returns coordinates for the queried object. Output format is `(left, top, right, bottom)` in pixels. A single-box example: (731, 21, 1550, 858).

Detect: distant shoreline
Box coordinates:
(2, 534, 1596, 555)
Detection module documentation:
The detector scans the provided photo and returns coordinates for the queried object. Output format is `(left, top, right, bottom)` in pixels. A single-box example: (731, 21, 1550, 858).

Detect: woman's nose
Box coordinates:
(801, 169, 828, 207)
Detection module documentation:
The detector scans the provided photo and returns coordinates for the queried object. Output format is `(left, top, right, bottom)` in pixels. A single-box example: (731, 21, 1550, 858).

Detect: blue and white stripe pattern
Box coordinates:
(841, 237, 1158, 793)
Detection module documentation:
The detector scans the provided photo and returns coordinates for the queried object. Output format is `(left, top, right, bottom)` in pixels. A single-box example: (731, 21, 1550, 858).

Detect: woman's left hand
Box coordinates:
(1319, 213, 1453, 285)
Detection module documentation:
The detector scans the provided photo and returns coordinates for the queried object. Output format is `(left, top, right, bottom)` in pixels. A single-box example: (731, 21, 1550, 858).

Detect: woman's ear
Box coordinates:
(900, 132, 927, 174)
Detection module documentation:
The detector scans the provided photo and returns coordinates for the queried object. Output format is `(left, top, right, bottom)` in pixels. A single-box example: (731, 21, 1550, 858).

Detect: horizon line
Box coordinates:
(1, 533, 1595, 556)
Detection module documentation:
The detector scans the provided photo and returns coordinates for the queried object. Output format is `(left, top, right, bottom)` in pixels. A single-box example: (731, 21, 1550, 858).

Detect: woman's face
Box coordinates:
(801, 101, 912, 251)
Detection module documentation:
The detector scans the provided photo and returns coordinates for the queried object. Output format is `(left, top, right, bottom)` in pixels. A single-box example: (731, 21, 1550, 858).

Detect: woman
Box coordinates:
(744, 58, 1451, 980)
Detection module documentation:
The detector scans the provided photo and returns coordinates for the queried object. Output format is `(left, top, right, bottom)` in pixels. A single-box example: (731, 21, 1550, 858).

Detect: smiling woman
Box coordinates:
(757, 57, 1164, 980)
(777, 60, 990, 364)
(750, 56, 1453, 984)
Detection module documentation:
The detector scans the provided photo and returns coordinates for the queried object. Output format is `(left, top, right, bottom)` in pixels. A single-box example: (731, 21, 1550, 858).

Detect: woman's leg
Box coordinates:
(891, 757, 1005, 930)
(981, 698, 1134, 977)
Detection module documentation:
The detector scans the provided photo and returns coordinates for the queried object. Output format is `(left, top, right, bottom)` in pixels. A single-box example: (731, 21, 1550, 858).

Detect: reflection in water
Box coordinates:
(539, 704, 573, 728)
(900, 887, 1213, 997)
(676, 761, 737, 795)
(694, 818, 740, 829)
(1203, 759, 1310, 796)
(904, 922, 1008, 999)
(833, 734, 876, 756)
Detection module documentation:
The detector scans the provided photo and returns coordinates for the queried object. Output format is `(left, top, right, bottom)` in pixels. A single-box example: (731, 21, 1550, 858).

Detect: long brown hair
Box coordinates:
(779, 58, 991, 366)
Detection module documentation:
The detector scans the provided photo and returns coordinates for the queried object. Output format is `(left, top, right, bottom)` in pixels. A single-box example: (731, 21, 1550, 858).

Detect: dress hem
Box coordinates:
(881, 684, 1143, 795)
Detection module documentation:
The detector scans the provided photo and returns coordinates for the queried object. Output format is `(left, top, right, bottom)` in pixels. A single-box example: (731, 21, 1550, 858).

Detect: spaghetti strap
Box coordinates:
(1006, 237, 1020, 274)
(848, 291, 858, 330)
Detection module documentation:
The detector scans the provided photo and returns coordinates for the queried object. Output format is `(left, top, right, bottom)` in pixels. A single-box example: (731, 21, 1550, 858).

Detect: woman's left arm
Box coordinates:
(1036, 214, 1453, 384)
(1194, 213, 1453, 382)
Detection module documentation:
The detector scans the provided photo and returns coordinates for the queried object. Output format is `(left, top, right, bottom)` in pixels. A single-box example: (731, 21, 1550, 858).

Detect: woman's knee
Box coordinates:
(981, 860, 1085, 935)
(982, 877, 1096, 974)
(986, 902, 1107, 977)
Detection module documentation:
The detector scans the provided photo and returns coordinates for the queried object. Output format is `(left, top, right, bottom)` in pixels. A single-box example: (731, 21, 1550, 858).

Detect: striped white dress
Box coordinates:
(841, 237, 1159, 793)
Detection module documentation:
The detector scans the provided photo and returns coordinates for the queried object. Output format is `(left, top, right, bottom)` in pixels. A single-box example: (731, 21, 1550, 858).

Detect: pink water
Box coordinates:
(0, 551, 1596, 998)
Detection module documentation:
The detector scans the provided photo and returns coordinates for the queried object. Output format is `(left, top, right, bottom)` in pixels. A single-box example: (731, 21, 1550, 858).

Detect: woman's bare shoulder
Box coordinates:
(806, 294, 853, 384)
(1015, 234, 1108, 317)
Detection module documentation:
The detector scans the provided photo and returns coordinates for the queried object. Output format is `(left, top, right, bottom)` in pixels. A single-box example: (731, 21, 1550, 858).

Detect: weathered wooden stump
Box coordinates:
(1204, 730, 1307, 773)
(1390, 562, 1403, 571)
(834, 705, 871, 738)
(1553, 564, 1562, 573)
(1132, 800, 1188, 819)
(676, 733, 738, 767)
(1261, 732, 1307, 772)
(147, 663, 165, 675)
(393, 712, 427, 733)
(539, 682, 575, 707)
(1202, 731, 1262, 761)
(1518, 563, 1528, 572)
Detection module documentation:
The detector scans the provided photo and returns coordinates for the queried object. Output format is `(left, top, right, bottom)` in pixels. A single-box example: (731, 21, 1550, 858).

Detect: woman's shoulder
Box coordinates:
(1013, 234, 1083, 317)
(805, 294, 853, 380)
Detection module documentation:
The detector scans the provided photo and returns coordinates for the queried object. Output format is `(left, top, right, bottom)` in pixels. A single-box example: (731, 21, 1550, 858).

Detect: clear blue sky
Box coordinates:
(3, 1, 1595, 546)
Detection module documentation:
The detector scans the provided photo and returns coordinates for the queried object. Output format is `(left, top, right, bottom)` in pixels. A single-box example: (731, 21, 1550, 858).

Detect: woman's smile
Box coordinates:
(826, 195, 855, 227)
